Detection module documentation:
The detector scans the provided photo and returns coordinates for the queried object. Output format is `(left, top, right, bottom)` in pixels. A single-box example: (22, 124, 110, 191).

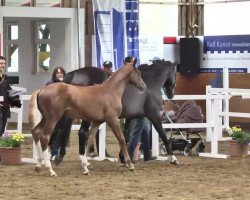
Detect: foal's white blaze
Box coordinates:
(80, 154, 91, 175)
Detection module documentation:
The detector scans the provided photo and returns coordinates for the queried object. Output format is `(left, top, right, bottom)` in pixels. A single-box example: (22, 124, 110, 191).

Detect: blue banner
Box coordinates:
(93, 0, 125, 70)
(125, 0, 139, 60)
(201, 35, 250, 73)
(204, 35, 250, 53)
(200, 68, 247, 73)
(93, 0, 139, 69)
(112, 9, 125, 69)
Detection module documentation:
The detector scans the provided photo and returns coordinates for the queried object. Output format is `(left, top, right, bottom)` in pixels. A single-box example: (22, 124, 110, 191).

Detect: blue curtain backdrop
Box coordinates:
(93, 0, 139, 70)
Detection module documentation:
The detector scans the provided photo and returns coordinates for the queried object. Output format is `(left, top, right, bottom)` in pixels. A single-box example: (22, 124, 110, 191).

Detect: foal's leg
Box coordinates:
(107, 118, 135, 171)
(31, 121, 45, 172)
(40, 119, 58, 176)
(118, 118, 133, 164)
(80, 123, 100, 175)
(86, 123, 100, 154)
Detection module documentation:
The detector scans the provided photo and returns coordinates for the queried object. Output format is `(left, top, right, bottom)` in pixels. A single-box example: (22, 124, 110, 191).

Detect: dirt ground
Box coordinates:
(0, 125, 250, 200)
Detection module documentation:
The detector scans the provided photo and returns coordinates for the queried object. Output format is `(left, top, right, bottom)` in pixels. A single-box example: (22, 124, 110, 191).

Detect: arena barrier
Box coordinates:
(6, 86, 250, 163)
(152, 85, 250, 159)
(4, 68, 250, 162)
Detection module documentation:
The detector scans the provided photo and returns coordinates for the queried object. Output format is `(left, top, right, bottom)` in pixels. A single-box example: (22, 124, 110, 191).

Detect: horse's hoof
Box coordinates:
(170, 160, 179, 166)
(128, 167, 135, 172)
(51, 172, 57, 177)
(54, 156, 64, 166)
(170, 155, 179, 166)
(83, 171, 90, 175)
(127, 163, 135, 172)
(35, 166, 41, 173)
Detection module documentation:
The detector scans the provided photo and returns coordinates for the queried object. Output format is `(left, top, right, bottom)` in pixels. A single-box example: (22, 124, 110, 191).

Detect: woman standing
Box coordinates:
(0, 56, 12, 136)
(46, 67, 65, 85)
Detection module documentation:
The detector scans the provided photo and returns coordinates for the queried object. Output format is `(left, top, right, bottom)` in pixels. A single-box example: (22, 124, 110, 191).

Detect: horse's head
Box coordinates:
(162, 61, 177, 99)
(127, 61, 147, 92)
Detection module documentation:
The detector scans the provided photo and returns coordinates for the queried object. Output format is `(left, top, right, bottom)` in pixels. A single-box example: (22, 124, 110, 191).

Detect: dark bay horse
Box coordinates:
(31, 62, 146, 176)
(56, 60, 178, 165)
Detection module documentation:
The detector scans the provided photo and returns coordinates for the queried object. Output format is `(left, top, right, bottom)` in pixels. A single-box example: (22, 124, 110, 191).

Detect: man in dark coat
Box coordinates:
(0, 56, 21, 136)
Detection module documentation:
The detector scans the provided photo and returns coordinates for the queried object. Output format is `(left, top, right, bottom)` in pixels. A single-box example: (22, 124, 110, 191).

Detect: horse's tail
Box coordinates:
(28, 89, 42, 128)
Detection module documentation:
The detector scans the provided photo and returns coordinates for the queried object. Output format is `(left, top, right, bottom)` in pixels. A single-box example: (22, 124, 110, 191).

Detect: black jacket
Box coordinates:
(0, 74, 12, 107)
(0, 74, 22, 109)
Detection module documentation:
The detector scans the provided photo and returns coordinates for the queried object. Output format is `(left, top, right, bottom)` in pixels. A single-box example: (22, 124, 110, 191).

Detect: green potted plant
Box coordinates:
(0, 132, 24, 165)
(229, 126, 250, 157)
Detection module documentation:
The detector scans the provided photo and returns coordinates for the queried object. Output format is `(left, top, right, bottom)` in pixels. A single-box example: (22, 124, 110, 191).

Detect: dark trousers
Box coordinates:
(48, 115, 73, 156)
(0, 107, 10, 137)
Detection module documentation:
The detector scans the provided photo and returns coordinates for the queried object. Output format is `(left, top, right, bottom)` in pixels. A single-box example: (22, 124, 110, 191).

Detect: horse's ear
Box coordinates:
(133, 57, 137, 67)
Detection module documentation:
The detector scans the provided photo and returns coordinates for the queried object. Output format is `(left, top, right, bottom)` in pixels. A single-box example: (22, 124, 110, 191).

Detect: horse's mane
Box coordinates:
(137, 64, 150, 70)
(64, 66, 110, 84)
(138, 60, 173, 71)
(137, 60, 176, 98)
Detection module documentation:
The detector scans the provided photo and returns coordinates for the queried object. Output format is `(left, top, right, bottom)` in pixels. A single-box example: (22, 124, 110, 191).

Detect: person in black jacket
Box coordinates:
(0, 56, 22, 136)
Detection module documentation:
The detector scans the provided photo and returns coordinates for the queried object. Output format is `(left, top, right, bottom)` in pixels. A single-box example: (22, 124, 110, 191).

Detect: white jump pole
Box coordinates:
(200, 92, 229, 159)
(223, 67, 230, 132)
(206, 85, 212, 141)
(98, 122, 106, 160)
(151, 125, 159, 157)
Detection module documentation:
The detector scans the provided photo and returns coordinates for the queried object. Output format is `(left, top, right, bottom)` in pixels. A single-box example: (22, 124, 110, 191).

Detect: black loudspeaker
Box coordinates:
(179, 37, 200, 75)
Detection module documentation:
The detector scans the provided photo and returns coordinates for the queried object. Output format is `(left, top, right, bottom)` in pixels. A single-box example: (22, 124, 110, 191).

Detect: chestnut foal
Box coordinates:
(31, 62, 146, 176)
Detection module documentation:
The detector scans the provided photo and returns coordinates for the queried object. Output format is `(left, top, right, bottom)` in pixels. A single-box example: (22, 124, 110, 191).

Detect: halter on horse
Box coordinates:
(31, 62, 146, 176)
